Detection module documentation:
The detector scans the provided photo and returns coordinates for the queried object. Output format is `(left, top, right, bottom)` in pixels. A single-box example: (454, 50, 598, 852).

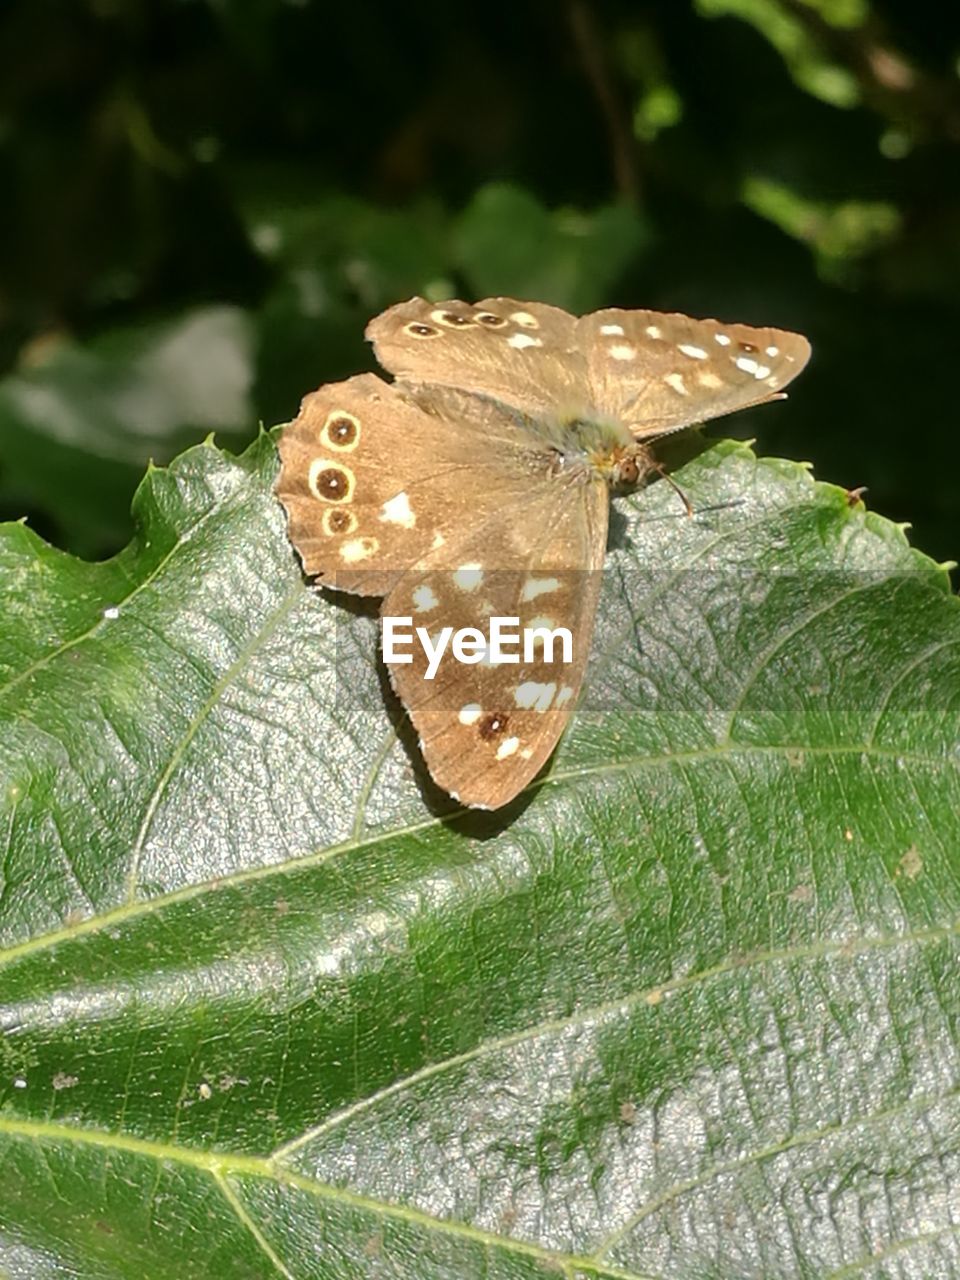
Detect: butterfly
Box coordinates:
(275, 297, 811, 809)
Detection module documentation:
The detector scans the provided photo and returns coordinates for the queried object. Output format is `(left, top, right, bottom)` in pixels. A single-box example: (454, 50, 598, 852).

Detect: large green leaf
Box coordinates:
(0, 431, 958, 1279)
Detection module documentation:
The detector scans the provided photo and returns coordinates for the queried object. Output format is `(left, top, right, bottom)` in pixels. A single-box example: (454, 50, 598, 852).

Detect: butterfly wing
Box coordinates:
(383, 479, 608, 809)
(578, 308, 812, 440)
(281, 297, 812, 809)
(366, 296, 591, 420)
(276, 373, 545, 595)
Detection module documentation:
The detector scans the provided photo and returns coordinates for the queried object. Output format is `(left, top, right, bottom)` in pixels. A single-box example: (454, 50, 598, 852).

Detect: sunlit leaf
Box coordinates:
(743, 175, 902, 279)
(1, 431, 958, 1277)
(696, 0, 861, 106)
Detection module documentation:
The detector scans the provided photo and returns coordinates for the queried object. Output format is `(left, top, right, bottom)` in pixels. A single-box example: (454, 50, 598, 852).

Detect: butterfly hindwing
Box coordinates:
(383, 481, 608, 808)
(276, 373, 544, 595)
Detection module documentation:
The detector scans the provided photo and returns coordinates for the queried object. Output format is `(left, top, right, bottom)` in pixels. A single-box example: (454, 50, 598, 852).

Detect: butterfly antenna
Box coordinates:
(651, 462, 694, 518)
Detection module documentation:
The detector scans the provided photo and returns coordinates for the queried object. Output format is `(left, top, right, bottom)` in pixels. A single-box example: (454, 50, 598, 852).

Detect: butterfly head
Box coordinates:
(586, 440, 653, 490)
(607, 443, 655, 490)
(549, 413, 651, 490)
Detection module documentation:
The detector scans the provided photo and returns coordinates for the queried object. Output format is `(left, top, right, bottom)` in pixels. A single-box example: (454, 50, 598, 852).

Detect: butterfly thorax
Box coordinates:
(546, 414, 652, 490)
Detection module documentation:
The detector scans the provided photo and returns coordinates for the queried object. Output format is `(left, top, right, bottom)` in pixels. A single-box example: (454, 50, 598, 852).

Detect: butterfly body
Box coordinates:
(276, 296, 811, 808)
(541, 413, 642, 475)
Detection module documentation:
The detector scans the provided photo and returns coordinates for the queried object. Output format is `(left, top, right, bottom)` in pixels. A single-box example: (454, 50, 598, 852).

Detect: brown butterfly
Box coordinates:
(275, 297, 811, 809)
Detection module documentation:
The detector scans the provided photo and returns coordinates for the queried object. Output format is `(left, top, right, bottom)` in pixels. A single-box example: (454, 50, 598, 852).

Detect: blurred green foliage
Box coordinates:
(1, 0, 958, 562)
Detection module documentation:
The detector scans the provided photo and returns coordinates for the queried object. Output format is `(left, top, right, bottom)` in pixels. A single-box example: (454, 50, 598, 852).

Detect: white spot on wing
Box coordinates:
(496, 736, 521, 760)
(714, 333, 731, 346)
(508, 332, 542, 350)
(766, 345, 780, 357)
(514, 681, 557, 713)
(454, 563, 484, 591)
(697, 371, 724, 389)
(645, 325, 662, 339)
(555, 686, 574, 707)
(521, 576, 560, 601)
(753, 364, 771, 380)
(412, 585, 438, 612)
(380, 490, 416, 528)
(431, 531, 445, 549)
(609, 344, 636, 361)
(600, 323, 624, 335)
(664, 372, 689, 396)
(735, 356, 759, 375)
(678, 343, 708, 360)
(458, 703, 482, 726)
(340, 537, 378, 563)
(510, 311, 539, 328)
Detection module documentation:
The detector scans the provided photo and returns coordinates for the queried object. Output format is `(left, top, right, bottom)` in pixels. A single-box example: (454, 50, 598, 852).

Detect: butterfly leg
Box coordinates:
(650, 461, 694, 518)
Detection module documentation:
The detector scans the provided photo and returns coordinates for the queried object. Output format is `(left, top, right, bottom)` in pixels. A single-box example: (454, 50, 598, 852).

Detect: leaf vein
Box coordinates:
(123, 579, 304, 902)
(271, 912, 960, 1163)
(0, 742, 955, 971)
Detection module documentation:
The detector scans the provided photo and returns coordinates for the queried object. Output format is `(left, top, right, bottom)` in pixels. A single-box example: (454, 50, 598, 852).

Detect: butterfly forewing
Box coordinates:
(383, 481, 608, 809)
(366, 297, 591, 421)
(578, 308, 811, 439)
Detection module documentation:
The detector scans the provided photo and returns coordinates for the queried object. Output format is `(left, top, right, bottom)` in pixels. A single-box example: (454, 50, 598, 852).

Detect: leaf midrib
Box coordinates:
(0, 1115, 654, 1280)
(0, 739, 952, 974)
(4, 911, 960, 1280)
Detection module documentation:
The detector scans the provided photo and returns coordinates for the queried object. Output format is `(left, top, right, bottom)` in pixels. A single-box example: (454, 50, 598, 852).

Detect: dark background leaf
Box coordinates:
(0, 0, 957, 560)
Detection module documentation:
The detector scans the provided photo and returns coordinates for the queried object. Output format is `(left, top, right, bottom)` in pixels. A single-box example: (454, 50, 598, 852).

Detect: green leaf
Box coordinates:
(694, 0, 861, 106)
(455, 184, 648, 313)
(1, 431, 958, 1279)
(0, 308, 255, 556)
(743, 176, 902, 281)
